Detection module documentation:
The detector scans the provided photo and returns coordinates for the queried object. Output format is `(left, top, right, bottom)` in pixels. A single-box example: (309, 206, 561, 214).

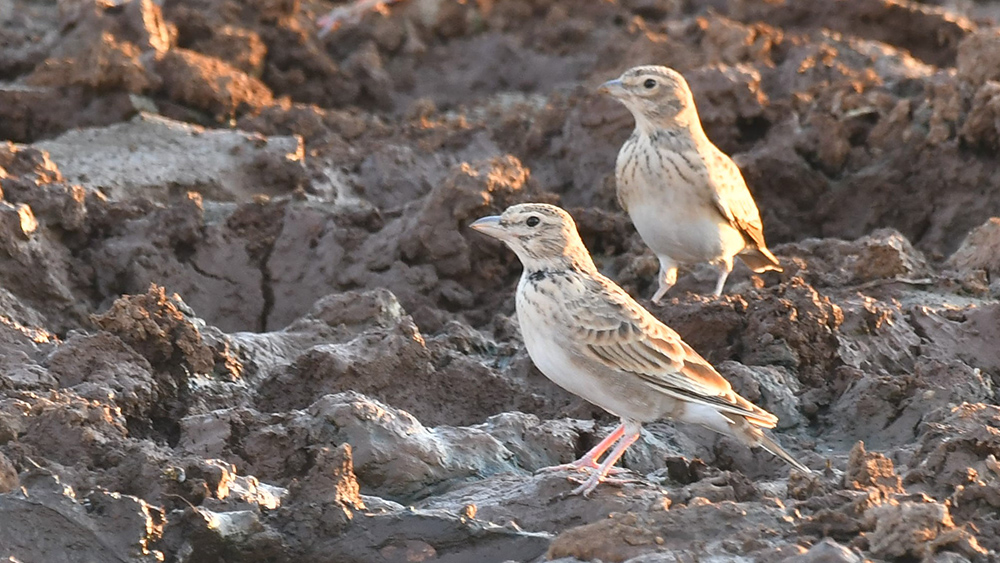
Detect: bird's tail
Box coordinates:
(739, 246, 783, 273)
(755, 431, 811, 474)
(726, 414, 811, 474)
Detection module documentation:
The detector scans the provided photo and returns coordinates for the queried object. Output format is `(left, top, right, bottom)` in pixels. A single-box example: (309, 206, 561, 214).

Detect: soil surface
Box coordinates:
(3, 0, 1000, 561)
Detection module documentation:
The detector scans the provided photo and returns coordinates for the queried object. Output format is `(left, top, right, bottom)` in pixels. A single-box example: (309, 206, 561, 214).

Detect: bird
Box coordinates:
(599, 65, 782, 303)
(469, 203, 809, 497)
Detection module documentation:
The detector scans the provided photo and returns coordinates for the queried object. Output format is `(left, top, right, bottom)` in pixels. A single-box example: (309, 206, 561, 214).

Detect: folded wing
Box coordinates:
(569, 277, 778, 429)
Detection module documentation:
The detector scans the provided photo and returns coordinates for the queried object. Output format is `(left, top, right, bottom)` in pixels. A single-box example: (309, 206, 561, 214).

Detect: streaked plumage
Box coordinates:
(601, 65, 782, 303)
(470, 203, 809, 497)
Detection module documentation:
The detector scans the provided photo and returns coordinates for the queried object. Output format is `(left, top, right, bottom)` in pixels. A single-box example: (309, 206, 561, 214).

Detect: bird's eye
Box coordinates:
(526, 216, 540, 227)
(643, 78, 657, 89)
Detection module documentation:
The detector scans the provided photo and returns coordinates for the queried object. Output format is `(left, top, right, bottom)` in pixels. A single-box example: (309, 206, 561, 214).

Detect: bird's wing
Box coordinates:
(705, 150, 769, 251)
(566, 274, 777, 428)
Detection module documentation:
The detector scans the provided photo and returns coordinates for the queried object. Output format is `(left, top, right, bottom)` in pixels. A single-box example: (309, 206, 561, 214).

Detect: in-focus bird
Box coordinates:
(600, 65, 782, 303)
(470, 203, 809, 497)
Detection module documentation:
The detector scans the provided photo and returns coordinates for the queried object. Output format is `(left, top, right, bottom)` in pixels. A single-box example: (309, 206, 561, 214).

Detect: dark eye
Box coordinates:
(525, 216, 540, 227)
(644, 78, 657, 89)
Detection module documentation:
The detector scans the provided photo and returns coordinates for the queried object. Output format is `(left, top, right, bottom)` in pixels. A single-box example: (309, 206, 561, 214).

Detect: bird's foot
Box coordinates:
(650, 287, 668, 305)
(564, 471, 642, 498)
(651, 262, 678, 305)
(537, 461, 628, 475)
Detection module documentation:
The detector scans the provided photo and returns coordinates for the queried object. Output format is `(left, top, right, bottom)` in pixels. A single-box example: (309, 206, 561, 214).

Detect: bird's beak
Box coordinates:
(598, 78, 626, 97)
(469, 215, 506, 240)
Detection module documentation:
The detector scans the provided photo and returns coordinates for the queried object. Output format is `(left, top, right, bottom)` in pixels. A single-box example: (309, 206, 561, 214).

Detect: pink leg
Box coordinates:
(538, 423, 625, 473)
(570, 429, 642, 497)
(575, 423, 626, 467)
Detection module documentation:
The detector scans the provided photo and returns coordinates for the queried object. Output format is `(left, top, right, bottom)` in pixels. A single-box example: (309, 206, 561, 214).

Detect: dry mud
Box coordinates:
(3, 0, 1000, 561)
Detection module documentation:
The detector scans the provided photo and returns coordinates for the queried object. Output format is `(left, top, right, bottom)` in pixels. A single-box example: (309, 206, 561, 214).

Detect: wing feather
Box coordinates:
(706, 151, 770, 252)
(570, 274, 778, 428)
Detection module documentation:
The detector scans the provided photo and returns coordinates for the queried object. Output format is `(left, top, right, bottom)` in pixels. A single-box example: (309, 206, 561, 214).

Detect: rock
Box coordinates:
(728, 0, 972, 67)
(45, 331, 156, 419)
(0, 472, 164, 562)
(907, 404, 1000, 495)
(303, 391, 517, 500)
(0, 83, 141, 143)
(957, 28, 1000, 86)
(548, 502, 794, 562)
(0, 452, 18, 493)
(783, 229, 930, 288)
(795, 488, 885, 540)
(417, 470, 668, 534)
(0, 201, 37, 242)
(960, 81, 1000, 151)
(35, 113, 305, 202)
(666, 469, 760, 507)
(180, 391, 523, 500)
(91, 284, 217, 377)
(189, 26, 267, 77)
(25, 0, 169, 92)
(0, 199, 84, 332)
(160, 506, 284, 563)
(256, 289, 555, 426)
(844, 441, 903, 495)
(0, 142, 86, 238)
(685, 64, 768, 153)
(309, 502, 551, 563)
(719, 361, 805, 430)
(907, 305, 1000, 385)
(18, 390, 130, 467)
(866, 499, 985, 560)
(153, 48, 274, 119)
(472, 412, 588, 472)
(947, 217, 1000, 278)
(398, 155, 531, 279)
(286, 443, 364, 517)
(782, 538, 862, 563)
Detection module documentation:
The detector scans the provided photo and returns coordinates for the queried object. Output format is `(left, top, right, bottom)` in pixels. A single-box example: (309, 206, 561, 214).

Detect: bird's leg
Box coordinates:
(569, 423, 644, 497)
(538, 423, 626, 474)
(713, 258, 733, 296)
(651, 256, 678, 305)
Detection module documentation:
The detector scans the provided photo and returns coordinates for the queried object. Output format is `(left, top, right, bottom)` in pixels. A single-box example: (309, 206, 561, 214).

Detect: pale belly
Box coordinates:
(617, 143, 746, 265)
(629, 195, 739, 265)
(516, 292, 666, 422)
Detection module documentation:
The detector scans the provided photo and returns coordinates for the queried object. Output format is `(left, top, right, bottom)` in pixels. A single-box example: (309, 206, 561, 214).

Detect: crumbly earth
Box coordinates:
(2, 0, 1000, 561)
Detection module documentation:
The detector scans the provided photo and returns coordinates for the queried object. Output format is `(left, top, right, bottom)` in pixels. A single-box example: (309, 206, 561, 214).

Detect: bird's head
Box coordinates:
(469, 203, 596, 273)
(599, 65, 698, 132)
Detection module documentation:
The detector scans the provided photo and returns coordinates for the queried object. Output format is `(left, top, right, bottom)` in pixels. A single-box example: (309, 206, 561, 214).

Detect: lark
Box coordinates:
(470, 203, 808, 497)
(600, 65, 782, 303)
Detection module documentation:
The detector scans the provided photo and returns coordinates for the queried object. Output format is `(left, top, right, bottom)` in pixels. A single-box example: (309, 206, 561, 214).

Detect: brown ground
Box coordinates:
(2, 0, 1000, 561)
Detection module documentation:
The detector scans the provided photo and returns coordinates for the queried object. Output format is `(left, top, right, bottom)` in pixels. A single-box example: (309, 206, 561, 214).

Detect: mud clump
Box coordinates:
(4, 0, 1000, 560)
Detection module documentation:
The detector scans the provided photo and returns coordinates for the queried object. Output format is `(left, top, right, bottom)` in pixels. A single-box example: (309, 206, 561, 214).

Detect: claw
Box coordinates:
(555, 471, 637, 500)
(567, 472, 641, 491)
(538, 462, 628, 476)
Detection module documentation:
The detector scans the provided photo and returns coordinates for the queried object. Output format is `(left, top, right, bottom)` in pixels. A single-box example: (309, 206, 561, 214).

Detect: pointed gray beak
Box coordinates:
(598, 79, 626, 97)
(469, 215, 506, 240)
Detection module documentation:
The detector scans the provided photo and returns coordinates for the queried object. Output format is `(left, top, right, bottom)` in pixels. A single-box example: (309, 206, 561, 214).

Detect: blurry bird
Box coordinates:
(470, 203, 809, 497)
(600, 65, 782, 303)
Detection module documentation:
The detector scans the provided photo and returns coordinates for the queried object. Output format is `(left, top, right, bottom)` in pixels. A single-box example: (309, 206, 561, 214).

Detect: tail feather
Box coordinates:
(687, 406, 811, 474)
(727, 414, 811, 474)
(739, 246, 782, 273)
(756, 432, 811, 474)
